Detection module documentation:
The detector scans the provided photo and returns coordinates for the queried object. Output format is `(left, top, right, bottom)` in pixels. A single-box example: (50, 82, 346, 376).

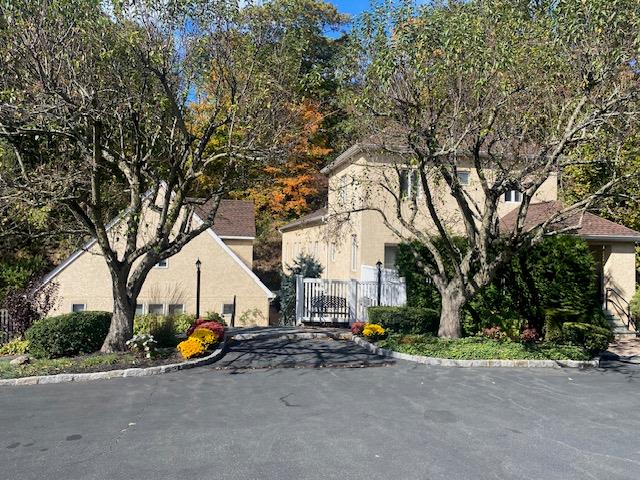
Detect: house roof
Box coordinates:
(279, 207, 328, 232)
(195, 199, 256, 238)
(500, 201, 640, 242)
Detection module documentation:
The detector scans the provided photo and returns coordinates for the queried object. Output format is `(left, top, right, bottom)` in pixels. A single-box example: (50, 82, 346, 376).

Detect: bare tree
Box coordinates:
(340, 0, 640, 337)
(0, 0, 312, 350)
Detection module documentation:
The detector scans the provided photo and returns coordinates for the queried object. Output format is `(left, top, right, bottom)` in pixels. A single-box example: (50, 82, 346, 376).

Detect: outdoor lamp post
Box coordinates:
(376, 260, 383, 306)
(195, 258, 202, 319)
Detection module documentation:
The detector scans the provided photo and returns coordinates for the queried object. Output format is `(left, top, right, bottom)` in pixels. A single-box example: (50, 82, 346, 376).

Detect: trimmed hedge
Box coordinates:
(368, 306, 439, 335)
(561, 322, 613, 354)
(26, 311, 111, 359)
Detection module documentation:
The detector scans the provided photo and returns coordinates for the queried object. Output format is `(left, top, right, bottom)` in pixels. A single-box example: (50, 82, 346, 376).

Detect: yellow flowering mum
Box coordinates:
(362, 323, 386, 338)
(190, 328, 219, 348)
(177, 337, 206, 359)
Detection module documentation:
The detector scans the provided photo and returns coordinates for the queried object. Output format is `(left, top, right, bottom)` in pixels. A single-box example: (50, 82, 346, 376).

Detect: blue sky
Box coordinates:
(330, 0, 372, 16)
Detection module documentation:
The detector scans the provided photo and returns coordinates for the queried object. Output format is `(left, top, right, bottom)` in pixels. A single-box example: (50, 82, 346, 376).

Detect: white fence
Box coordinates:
(295, 275, 406, 324)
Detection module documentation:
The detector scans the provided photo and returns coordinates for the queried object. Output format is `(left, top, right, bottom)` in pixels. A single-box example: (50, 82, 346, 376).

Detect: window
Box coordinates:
(168, 304, 184, 316)
(504, 190, 523, 203)
(456, 170, 470, 186)
(155, 259, 168, 268)
(148, 304, 164, 315)
(222, 303, 234, 316)
(384, 245, 399, 270)
(400, 169, 421, 199)
(72, 303, 86, 313)
(330, 242, 337, 262)
(351, 235, 358, 272)
(313, 241, 319, 257)
(135, 304, 144, 316)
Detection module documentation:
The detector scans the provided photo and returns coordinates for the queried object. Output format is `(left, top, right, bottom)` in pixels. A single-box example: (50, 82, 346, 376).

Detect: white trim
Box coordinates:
(218, 235, 255, 240)
(155, 259, 169, 269)
(579, 235, 640, 243)
(193, 213, 276, 299)
(456, 170, 470, 186)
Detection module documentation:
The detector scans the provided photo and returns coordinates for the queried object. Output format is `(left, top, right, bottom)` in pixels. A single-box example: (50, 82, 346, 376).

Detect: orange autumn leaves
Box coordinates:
(249, 101, 330, 220)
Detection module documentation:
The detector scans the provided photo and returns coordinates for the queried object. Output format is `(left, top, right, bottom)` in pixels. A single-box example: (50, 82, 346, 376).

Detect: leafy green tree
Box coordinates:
(279, 254, 323, 325)
(0, 0, 317, 351)
(340, 0, 640, 337)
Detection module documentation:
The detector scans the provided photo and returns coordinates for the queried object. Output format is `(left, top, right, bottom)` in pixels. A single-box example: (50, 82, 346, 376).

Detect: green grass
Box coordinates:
(376, 334, 592, 361)
(0, 349, 177, 379)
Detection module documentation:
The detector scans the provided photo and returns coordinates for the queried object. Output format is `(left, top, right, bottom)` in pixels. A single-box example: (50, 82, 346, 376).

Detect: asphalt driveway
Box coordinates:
(1, 343, 639, 480)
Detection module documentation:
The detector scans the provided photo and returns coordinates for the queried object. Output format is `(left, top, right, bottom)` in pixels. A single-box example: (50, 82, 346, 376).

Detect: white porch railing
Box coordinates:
(295, 275, 406, 324)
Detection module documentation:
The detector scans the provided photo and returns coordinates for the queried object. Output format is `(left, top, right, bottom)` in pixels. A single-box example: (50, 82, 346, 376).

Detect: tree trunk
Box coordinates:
(437, 285, 465, 338)
(101, 282, 135, 353)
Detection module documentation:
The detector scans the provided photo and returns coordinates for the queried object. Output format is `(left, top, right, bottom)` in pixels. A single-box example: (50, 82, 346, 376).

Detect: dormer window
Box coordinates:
(504, 190, 522, 203)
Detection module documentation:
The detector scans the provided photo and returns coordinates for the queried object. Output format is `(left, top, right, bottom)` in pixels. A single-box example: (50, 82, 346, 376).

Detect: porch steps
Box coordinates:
(605, 312, 638, 339)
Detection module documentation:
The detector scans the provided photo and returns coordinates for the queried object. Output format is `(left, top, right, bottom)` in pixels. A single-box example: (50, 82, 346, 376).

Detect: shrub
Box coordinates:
(631, 289, 640, 319)
(368, 306, 439, 335)
(478, 326, 508, 341)
(0, 338, 29, 355)
(134, 314, 183, 347)
(186, 320, 225, 338)
(173, 314, 197, 333)
(362, 323, 386, 340)
(561, 322, 613, 354)
(177, 337, 206, 359)
(279, 254, 323, 325)
(351, 321, 365, 335)
(26, 311, 111, 358)
(204, 311, 226, 325)
(126, 334, 157, 358)
(520, 327, 540, 343)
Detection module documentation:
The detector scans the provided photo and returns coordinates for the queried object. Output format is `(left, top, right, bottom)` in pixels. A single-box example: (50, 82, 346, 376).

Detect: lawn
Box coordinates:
(0, 349, 181, 379)
(376, 334, 592, 361)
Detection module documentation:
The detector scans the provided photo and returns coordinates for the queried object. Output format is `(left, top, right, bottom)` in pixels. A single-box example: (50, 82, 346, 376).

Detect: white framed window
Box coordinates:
(221, 303, 234, 316)
(155, 259, 168, 268)
(148, 303, 165, 315)
(400, 169, 422, 199)
(504, 190, 523, 203)
(168, 304, 184, 316)
(456, 170, 470, 186)
(314, 241, 319, 257)
(71, 303, 86, 313)
(135, 304, 144, 316)
(351, 235, 358, 272)
(330, 242, 337, 262)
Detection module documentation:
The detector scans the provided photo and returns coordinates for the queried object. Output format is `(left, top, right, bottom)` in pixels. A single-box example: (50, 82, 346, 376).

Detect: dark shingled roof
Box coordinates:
(500, 201, 640, 241)
(195, 199, 256, 238)
(279, 207, 328, 232)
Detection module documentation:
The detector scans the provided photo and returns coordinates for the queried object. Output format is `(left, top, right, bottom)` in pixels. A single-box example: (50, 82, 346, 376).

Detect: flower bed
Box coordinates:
(376, 334, 592, 361)
(177, 320, 225, 359)
(0, 349, 182, 380)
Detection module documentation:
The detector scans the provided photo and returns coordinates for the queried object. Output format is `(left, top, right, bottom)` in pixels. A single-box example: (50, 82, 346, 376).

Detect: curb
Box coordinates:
(230, 329, 599, 368)
(0, 336, 228, 386)
(350, 335, 601, 369)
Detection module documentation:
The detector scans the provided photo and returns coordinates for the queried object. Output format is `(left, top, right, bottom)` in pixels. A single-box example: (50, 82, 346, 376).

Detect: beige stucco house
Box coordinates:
(281, 143, 640, 325)
(43, 199, 274, 326)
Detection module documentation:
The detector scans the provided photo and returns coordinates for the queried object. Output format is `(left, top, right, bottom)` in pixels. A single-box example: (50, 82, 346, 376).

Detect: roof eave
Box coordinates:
(578, 234, 640, 243)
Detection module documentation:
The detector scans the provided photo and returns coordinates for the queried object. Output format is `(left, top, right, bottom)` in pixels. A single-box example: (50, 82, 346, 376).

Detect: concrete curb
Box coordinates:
(350, 335, 601, 369)
(0, 336, 228, 386)
(232, 329, 600, 369)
